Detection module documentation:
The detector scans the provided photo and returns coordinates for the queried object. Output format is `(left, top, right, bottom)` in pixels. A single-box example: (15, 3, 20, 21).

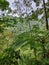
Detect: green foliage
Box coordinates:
(0, 15, 49, 65)
(0, 0, 9, 11)
(0, 48, 20, 65)
(0, 0, 49, 65)
(0, 26, 4, 33)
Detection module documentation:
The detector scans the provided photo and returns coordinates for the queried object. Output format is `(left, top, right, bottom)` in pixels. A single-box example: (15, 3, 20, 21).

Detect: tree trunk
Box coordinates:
(43, 0, 48, 30)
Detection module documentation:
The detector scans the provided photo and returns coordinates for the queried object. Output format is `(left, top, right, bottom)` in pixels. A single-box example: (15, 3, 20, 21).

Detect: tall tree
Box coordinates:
(43, 0, 48, 30)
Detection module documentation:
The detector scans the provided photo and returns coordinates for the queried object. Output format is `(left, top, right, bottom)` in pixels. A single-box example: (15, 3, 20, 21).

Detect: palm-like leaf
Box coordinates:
(10, 28, 45, 49)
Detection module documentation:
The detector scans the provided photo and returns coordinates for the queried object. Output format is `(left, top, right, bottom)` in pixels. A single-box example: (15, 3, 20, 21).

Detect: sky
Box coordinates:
(0, 0, 48, 19)
(7, 0, 48, 19)
(7, 0, 48, 9)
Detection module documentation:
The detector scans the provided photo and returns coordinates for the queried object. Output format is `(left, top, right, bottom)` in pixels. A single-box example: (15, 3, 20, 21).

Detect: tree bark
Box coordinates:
(43, 0, 48, 30)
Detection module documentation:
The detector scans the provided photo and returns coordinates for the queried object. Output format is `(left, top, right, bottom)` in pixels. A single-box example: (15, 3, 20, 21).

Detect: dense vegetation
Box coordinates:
(0, 0, 49, 65)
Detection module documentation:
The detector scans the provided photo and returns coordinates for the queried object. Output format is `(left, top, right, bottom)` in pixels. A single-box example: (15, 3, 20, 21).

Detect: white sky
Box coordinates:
(7, 0, 48, 19)
(7, 0, 48, 9)
(0, 0, 48, 19)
